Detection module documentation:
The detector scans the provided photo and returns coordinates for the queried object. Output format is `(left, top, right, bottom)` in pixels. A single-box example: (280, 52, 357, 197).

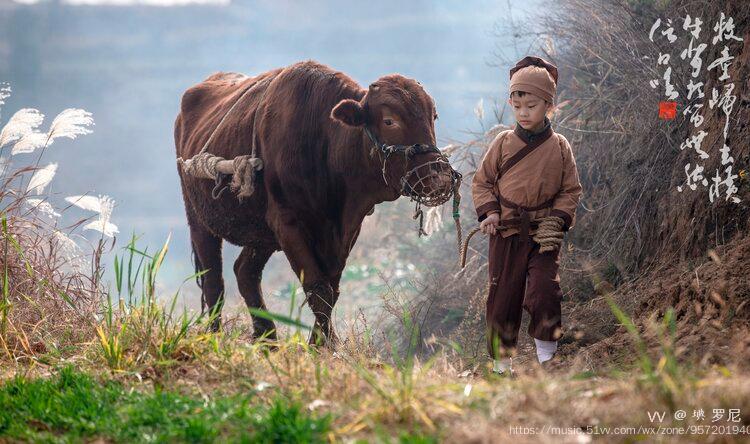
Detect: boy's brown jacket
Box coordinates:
(471, 125, 583, 238)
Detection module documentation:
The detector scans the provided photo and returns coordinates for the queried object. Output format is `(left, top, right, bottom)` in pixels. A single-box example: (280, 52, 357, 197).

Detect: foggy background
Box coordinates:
(0, 0, 541, 324)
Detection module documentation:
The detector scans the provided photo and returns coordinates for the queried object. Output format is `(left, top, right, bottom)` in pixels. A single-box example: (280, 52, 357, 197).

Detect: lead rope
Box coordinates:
(452, 176, 463, 261)
(459, 227, 482, 268)
(413, 200, 426, 236)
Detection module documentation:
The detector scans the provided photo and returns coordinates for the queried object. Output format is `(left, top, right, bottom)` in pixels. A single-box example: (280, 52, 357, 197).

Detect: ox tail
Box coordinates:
(191, 241, 206, 315)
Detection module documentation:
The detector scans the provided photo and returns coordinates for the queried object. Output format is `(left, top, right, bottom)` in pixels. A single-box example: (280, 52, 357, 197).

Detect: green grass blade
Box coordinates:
(248, 308, 311, 331)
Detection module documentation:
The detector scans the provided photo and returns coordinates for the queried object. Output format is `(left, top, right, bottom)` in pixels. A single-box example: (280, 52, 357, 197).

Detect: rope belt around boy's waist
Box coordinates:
(458, 194, 561, 268)
(495, 192, 556, 249)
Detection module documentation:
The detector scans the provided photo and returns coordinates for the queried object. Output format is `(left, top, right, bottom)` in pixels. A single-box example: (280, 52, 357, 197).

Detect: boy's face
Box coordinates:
(508, 92, 552, 131)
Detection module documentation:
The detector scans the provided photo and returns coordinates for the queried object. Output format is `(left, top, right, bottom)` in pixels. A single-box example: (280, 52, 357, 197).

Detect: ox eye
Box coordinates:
(384, 118, 394, 126)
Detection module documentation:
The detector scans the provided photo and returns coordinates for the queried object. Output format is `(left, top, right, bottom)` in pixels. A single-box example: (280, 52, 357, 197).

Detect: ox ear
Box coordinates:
(331, 99, 366, 127)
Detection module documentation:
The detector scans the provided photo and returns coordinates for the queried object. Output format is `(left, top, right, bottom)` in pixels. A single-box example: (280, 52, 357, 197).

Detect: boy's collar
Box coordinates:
(514, 116, 552, 145)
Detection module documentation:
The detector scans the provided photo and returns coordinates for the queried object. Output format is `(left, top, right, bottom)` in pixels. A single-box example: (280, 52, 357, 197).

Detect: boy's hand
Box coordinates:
(480, 212, 501, 236)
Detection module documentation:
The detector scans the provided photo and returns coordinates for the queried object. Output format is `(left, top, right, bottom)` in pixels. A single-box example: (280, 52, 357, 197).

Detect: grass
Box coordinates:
(606, 295, 684, 410)
(0, 366, 331, 443)
(0, 230, 748, 442)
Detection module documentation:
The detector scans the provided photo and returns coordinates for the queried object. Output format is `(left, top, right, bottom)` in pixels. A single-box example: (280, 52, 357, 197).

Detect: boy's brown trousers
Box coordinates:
(486, 232, 563, 359)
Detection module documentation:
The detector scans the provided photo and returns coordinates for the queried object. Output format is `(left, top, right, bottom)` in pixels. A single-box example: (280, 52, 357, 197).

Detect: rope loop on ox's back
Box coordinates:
(176, 75, 272, 201)
(177, 153, 264, 201)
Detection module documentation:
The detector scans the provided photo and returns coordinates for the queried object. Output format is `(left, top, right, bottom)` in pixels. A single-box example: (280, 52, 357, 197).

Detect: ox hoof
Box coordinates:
(255, 339, 280, 352)
(308, 326, 339, 350)
(253, 326, 278, 342)
(208, 317, 222, 333)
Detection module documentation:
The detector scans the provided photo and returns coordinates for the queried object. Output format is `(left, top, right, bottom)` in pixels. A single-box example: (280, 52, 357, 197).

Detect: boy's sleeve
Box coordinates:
(550, 135, 583, 231)
(471, 132, 504, 222)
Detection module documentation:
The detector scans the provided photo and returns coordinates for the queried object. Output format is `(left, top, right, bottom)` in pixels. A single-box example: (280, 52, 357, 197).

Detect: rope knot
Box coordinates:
(178, 152, 221, 179)
(230, 155, 264, 201)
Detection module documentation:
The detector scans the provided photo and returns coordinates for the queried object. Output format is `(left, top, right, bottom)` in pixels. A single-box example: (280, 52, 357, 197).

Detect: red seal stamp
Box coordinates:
(659, 101, 677, 120)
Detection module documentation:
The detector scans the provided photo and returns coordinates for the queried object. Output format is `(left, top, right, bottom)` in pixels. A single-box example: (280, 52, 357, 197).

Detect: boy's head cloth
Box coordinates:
(509, 56, 558, 103)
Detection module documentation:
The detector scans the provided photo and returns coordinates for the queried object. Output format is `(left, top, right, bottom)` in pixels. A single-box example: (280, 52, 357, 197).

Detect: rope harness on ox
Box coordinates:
(177, 76, 273, 202)
(179, 152, 264, 200)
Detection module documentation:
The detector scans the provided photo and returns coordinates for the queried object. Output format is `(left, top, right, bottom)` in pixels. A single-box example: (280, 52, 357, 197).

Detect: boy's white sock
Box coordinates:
(535, 338, 558, 363)
(493, 357, 512, 373)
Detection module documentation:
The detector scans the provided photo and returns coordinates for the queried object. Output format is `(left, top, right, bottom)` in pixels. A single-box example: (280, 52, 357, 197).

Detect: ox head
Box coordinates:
(330, 75, 460, 206)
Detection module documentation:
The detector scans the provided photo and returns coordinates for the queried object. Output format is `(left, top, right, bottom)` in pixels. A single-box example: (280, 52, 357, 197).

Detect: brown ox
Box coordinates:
(174, 60, 455, 346)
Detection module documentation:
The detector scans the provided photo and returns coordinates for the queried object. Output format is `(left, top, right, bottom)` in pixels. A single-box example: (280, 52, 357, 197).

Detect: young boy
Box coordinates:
(471, 56, 583, 375)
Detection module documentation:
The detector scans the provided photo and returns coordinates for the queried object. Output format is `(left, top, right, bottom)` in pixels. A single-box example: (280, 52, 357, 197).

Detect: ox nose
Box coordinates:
(425, 170, 453, 193)
(438, 172, 455, 192)
(403, 158, 456, 203)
